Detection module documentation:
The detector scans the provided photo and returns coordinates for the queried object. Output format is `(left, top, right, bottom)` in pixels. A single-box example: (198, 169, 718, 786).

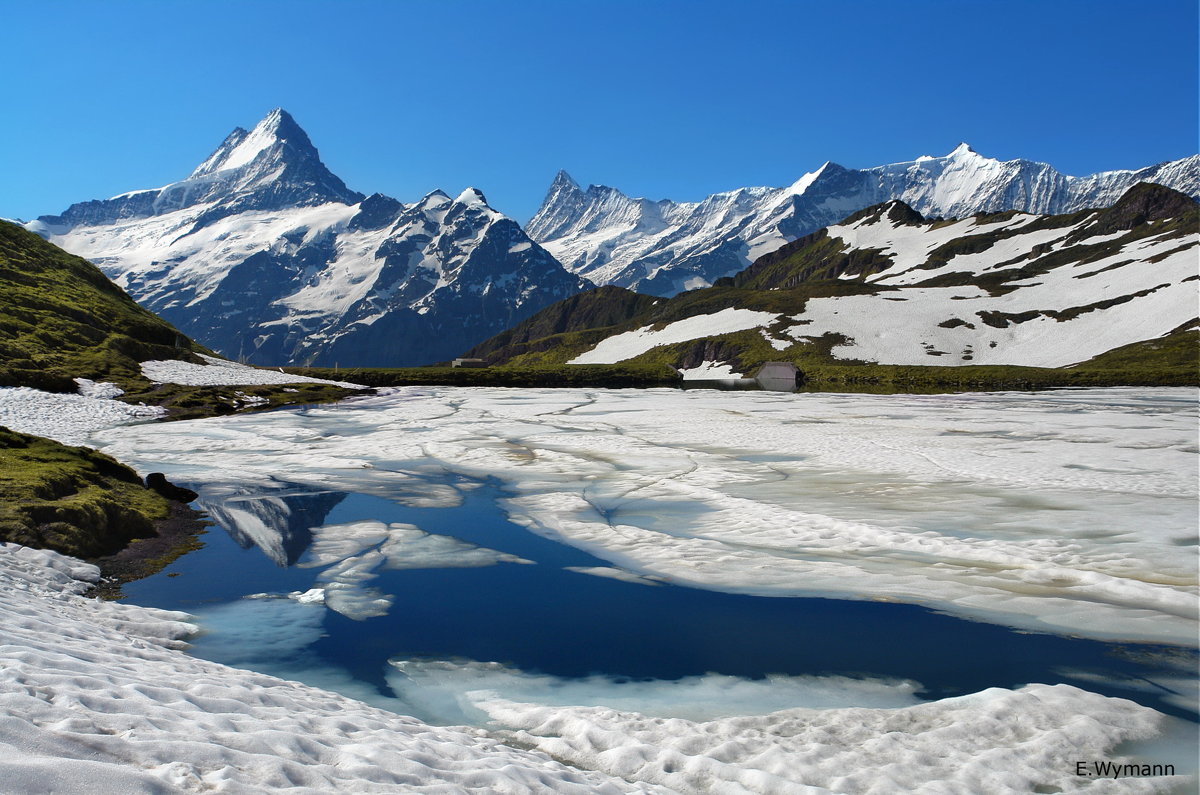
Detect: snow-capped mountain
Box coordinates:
(483, 183, 1199, 374)
(529, 145, 1199, 296)
(26, 110, 588, 367)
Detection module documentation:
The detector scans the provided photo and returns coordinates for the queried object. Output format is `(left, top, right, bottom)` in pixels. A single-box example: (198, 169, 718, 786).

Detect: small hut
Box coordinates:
(754, 361, 800, 391)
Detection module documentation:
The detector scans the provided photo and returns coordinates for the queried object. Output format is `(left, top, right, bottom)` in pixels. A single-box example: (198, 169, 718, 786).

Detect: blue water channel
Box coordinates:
(124, 475, 1199, 723)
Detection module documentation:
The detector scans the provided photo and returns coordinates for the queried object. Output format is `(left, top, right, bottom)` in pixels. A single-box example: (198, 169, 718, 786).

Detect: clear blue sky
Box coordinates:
(2, 0, 1196, 223)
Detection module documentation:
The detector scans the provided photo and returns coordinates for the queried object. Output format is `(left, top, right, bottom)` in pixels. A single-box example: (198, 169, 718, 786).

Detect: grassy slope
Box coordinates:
(0, 219, 358, 415)
(0, 426, 171, 558)
(0, 220, 208, 390)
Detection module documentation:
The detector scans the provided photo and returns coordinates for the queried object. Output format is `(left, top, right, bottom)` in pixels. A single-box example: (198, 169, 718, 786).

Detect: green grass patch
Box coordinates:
(0, 426, 172, 559)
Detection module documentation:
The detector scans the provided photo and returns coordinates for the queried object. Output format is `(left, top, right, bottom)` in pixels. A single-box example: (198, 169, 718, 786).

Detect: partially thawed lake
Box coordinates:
(95, 386, 1199, 791)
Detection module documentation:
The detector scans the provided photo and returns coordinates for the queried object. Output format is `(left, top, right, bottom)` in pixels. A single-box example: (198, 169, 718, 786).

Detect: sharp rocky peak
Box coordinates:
(551, 169, 581, 191)
(189, 108, 318, 178)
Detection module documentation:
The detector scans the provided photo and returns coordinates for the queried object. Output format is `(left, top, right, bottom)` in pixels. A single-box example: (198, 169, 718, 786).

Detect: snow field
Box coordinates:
(792, 230, 1199, 367)
(560, 203, 1197, 371)
(141, 353, 364, 388)
(4, 386, 1195, 792)
(0, 385, 165, 446)
(568, 308, 780, 364)
(478, 685, 1179, 794)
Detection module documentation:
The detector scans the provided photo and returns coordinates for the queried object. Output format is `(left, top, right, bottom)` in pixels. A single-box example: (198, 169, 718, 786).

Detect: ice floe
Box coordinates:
(294, 519, 534, 619)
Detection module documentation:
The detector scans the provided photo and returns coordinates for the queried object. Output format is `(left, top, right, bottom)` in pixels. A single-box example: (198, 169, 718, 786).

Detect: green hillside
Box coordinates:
(0, 220, 208, 391)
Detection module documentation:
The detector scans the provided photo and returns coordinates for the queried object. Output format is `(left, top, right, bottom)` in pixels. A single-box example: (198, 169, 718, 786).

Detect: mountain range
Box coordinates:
(469, 183, 1199, 376)
(26, 110, 587, 367)
(529, 145, 1199, 296)
(20, 110, 1198, 368)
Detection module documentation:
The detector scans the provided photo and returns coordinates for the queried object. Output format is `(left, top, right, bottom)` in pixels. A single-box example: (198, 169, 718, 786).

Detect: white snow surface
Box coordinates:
(676, 360, 743, 380)
(0, 386, 165, 446)
(478, 685, 1182, 794)
(141, 353, 364, 388)
(0, 543, 649, 794)
(95, 387, 1199, 645)
(569, 308, 779, 364)
(3, 542, 1186, 792)
(788, 223, 1199, 367)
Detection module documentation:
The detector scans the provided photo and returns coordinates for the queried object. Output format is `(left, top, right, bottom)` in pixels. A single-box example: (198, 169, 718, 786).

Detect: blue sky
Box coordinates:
(2, 0, 1196, 223)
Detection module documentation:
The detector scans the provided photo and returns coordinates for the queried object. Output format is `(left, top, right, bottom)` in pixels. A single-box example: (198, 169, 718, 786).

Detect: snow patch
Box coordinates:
(141, 353, 364, 388)
(569, 308, 779, 364)
(0, 543, 643, 793)
(0, 386, 165, 446)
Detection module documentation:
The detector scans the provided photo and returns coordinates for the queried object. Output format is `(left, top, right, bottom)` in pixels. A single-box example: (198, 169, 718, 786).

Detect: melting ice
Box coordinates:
(85, 386, 1198, 792)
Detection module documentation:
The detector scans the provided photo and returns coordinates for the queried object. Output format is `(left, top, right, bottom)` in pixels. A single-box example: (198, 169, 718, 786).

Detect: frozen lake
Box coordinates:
(95, 386, 1199, 788)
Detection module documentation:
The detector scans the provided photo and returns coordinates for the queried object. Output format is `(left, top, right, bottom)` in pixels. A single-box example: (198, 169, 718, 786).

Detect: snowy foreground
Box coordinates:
(0, 544, 1189, 794)
(1, 385, 1197, 792)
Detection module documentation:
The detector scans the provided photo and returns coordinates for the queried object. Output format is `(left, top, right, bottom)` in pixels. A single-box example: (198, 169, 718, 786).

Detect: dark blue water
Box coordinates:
(125, 478, 1199, 722)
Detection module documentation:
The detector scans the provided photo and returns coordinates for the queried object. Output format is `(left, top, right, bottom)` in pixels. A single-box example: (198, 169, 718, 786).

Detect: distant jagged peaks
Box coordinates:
(528, 144, 1200, 296)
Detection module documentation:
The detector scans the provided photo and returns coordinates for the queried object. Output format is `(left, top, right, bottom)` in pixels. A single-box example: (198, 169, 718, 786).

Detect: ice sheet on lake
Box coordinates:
(386, 660, 924, 726)
(95, 386, 1199, 645)
(565, 566, 665, 586)
(0, 543, 649, 793)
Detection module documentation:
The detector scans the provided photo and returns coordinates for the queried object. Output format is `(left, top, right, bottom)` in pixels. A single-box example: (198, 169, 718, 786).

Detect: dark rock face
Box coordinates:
(1088, 183, 1198, 235)
(145, 473, 199, 503)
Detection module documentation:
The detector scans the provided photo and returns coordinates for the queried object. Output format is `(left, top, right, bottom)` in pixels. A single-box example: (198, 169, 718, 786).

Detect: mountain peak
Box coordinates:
(189, 108, 318, 179)
(551, 170, 580, 191)
(455, 187, 489, 207)
(947, 142, 980, 159)
(788, 161, 839, 195)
